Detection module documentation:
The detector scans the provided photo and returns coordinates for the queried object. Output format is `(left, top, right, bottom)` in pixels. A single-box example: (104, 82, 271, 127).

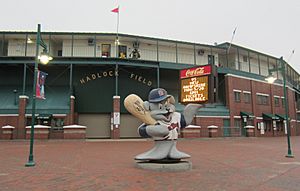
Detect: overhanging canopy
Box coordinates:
(263, 113, 279, 120)
(240, 111, 254, 118)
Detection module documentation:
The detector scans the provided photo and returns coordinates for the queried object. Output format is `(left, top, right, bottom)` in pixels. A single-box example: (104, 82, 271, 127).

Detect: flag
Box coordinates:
(111, 7, 119, 13)
(36, 70, 48, 99)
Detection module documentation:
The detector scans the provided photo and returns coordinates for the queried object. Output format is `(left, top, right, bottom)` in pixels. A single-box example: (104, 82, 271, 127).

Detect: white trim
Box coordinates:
(113, 96, 120, 99)
(52, 114, 67, 117)
(19, 95, 29, 99)
(0, 114, 18, 117)
(63, 125, 87, 129)
(281, 96, 285, 99)
(243, 91, 251, 94)
(297, 120, 300, 123)
(274, 95, 280, 98)
(185, 125, 201, 129)
(25, 114, 40, 117)
(244, 125, 255, 129)
(256, 92, 269, 97)
(207, 125, 218, 129)
(25, 114, 67, 117)
(70, 95, 75, 99)
(234, 116, 241, 119)
(233, 89, 242, 92)
(195, 115, 230, 118)
(2, 125, 15, 129)
(291, 119, 296, 122)
(25, 125, 51, 129)
(256, 117, 263, 120)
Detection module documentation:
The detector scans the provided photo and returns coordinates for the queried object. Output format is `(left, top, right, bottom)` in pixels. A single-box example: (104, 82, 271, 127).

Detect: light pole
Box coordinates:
(25, 24, 52, 167)
(266, 56, 294, 158)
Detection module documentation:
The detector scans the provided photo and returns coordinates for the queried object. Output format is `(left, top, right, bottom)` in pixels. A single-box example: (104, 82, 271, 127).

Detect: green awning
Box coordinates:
(275, 114, 287, 120)
(263, 113, 279, 120)
(240, 111, 254, 118)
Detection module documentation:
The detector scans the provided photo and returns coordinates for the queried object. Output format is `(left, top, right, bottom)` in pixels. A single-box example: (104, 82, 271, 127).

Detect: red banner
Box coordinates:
(36, 70, 48, 99)
(180, 65, 211, 79)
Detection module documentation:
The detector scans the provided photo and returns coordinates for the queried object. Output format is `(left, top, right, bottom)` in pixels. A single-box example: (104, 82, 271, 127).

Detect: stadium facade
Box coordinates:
(0, 30, 299, 139)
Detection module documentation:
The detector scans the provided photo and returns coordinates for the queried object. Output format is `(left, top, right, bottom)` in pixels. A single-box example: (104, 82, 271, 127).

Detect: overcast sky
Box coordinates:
(1, 0, 299, 74)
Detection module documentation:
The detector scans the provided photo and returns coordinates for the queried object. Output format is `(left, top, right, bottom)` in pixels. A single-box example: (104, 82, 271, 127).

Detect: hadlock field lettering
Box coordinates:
(79, 71, 152, 87)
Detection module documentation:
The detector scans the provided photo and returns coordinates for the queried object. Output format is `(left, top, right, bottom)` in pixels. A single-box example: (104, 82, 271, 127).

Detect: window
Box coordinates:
(244, 92, 251, 103)
(208, 55, 215, 65)
(118, 45, 127, 58)
(234, 91, 241, 102)
(282, 97, 285, 107)
(274, 97, 280, 107)
(257, 95, 269, 105)
(234, 119, 241, 128)
(243, 55, 248, 62)
(51, 118, 65, 130)
(101, 44, 111, 57)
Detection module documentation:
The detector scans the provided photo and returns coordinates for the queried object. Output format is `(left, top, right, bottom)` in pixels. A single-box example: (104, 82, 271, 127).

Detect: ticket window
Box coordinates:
(26, 115, 52, 126)
(118, 45, 127, 58)
(51, 118, 65, 130)
(101, 44, 111, 57)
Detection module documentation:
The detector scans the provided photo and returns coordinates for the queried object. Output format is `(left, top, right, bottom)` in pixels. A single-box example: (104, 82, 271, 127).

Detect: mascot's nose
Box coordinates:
(166, 108, 170, 112)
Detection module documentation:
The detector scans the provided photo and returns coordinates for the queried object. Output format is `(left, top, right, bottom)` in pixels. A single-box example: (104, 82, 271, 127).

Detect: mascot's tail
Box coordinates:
(183, 104, 202, 125)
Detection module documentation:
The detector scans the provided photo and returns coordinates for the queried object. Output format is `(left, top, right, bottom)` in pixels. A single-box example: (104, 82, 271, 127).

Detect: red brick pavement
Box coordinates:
(0, 137, 299, 191)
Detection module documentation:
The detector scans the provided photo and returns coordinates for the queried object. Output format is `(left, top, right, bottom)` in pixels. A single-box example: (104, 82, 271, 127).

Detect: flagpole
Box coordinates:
(227, 27, 237, 54)
(117, 6, 119, 39)
(114, 6, 119, 96)
(287, 49, 295, 63)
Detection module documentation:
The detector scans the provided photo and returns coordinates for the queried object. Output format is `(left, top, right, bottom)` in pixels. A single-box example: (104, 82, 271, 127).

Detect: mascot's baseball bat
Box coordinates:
(124, 94, 157, 125)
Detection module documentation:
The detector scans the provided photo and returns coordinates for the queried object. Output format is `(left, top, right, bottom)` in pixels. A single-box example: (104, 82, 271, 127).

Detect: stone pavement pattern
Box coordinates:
(0, 137, 299, 191)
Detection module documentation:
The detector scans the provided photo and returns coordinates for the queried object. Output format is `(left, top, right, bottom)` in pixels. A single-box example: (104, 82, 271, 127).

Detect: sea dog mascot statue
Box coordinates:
(124, 88, 201, 161)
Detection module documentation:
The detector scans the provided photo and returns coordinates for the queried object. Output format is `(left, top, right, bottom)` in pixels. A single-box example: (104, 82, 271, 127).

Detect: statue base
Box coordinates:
(135, 160, 192, 172)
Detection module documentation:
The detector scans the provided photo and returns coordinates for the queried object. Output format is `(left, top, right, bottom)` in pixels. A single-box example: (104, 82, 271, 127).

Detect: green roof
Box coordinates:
(263, 113, 279, 120)
(240, 111, 254, 118)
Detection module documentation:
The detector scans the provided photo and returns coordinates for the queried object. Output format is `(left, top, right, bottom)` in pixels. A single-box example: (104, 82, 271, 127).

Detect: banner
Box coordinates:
(36, 70, 48, 99)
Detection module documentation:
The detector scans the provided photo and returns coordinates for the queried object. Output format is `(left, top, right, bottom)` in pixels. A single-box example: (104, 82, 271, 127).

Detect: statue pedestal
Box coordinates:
(135, 160, 192, 172)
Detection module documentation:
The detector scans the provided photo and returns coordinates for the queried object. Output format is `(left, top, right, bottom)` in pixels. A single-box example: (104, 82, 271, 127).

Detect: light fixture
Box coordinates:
(115, 38, 120, 45)
(38, 52, 53, 65)
(27, 38, 33, 44)
(265, 73, 277, 84)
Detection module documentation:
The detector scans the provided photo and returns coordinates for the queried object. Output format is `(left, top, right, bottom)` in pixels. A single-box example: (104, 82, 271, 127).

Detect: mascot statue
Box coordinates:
(124, 88, 201, 161)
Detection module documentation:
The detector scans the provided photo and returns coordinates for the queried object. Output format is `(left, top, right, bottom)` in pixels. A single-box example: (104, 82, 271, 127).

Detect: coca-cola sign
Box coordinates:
(180, 65, 211, 79)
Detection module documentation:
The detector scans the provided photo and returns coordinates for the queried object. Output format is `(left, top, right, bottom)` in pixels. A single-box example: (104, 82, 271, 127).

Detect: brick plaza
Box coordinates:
(0, 137, 300, 191)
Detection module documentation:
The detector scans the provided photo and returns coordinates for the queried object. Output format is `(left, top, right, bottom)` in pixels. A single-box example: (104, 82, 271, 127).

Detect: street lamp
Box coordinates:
(265, 56, 294, 158)
(25, 24, 52, 167)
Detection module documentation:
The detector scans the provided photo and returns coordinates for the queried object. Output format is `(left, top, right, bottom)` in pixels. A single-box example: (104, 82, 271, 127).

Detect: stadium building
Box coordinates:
(0, 30, 299, 139)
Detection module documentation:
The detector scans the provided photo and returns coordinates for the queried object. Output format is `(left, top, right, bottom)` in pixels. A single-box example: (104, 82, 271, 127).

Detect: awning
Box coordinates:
(293, 87, 300, 95)
(275, 114, 286, 120)
(263, 113, 279, 120)
(240, 111, 254, 118)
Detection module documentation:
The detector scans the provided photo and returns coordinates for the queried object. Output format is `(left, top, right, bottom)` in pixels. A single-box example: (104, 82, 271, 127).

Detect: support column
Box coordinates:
(111, 96, 120, 139)
(69, 95, 75, 125)
(16, 95, 28, 139)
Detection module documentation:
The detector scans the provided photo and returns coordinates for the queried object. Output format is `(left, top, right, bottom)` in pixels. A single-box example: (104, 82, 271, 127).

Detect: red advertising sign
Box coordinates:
(180, 65, 211, 79)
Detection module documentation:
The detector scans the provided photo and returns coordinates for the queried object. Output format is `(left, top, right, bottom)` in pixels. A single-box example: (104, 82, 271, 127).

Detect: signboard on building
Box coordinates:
(180, 65, 211, 103)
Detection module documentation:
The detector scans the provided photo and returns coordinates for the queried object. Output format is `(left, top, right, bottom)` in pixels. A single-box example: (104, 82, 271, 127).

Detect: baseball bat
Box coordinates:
(124, 94, 157, 125)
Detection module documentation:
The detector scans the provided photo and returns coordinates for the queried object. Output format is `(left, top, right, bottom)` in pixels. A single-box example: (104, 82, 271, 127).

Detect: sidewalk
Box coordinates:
(0, 137, 299, 191)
